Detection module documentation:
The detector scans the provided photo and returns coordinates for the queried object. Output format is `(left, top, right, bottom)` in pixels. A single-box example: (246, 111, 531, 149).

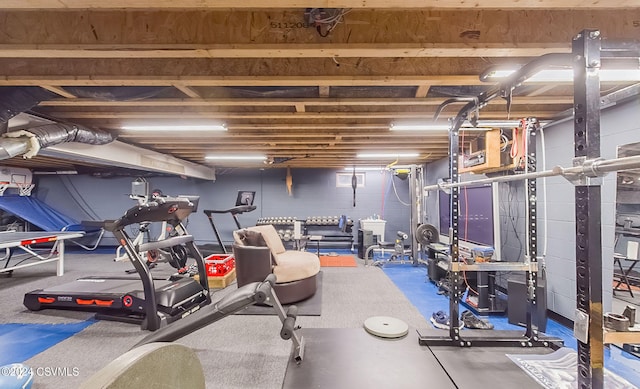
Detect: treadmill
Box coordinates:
(23, 196, 212, 331)
(202, 190, 257, 254)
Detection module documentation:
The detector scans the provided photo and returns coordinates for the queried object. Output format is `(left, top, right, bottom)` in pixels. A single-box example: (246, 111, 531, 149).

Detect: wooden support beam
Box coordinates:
(0, 1, 635, 9)
(173, 84, 202, 98)
(0, 10, 636, 47)
(37, 96, 574, 107)
(415, 85, 431, 98)
(48, 110, 558, 120)
(40, 85, 76, 99)
(0, 43, 570, 58)
(0, 75, 486, 87)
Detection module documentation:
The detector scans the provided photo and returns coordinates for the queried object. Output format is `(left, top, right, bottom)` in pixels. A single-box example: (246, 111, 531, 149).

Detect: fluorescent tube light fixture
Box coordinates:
(468, 120, 522, 128)
(205, 155, 266, 160)
(390, 123, 450, 131)
(357, 152, 419, 158)
(122, 124, 227, 131)
(481, 67, 640, 83)
(344, 166, 385, 171)
(390, 120, 523, 131)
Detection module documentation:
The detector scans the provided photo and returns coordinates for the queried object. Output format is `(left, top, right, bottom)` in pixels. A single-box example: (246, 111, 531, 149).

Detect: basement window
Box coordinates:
(336, 172, 365, 188)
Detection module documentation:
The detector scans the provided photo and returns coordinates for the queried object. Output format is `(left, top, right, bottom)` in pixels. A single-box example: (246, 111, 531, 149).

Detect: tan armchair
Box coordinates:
(232, 224, 320, 304)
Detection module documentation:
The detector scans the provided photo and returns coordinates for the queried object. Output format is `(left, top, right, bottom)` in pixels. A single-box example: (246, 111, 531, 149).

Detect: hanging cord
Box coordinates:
(61, 175, 101, 220)
(499, 130, 510, 152)
(509, 119, 526, 169)
(463, 263, 479, 297)
(312, 8, 351, 37)
(391, 175, 411, 206)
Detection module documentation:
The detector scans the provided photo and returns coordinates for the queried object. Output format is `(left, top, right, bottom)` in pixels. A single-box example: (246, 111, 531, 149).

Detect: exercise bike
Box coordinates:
(115, 187, 167, 263)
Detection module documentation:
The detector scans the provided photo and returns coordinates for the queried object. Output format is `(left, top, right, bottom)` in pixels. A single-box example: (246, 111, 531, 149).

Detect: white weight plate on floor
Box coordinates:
(363, 316, 409, 338)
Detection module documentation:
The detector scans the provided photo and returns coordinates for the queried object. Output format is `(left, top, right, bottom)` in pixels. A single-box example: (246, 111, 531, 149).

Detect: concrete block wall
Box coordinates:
(540, 98, 640, 319)
(31, 167, 415, 249)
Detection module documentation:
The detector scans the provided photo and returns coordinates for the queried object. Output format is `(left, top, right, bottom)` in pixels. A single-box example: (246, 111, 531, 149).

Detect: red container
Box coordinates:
(204, 254, 235, 277)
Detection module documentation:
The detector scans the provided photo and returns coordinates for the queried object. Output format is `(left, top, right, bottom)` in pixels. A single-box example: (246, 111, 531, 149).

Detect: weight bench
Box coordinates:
(133, 274, 305, 364)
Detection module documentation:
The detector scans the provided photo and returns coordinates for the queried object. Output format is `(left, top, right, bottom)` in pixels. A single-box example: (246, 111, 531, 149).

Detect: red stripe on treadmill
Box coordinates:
(76, 299, 95, 305)
(94, 300, 114, 306)
(38, 297, 56, 304)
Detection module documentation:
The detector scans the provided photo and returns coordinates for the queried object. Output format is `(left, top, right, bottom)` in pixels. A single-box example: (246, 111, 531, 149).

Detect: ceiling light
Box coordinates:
(33, 170, 78, 175)
(481, 67, 640, 83)
(469, 120, 519, 127)
(205, 155, 266, 160)
(390, 120, 523, 131)
(343, 166, 385, 171)
(390, 123, 450, 131)
(357, 152, 419, 158)
(122, 124, 227, 131)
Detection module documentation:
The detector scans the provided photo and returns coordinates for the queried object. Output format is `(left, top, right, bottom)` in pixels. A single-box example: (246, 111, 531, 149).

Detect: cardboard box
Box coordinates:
(195, 268, 236, 289)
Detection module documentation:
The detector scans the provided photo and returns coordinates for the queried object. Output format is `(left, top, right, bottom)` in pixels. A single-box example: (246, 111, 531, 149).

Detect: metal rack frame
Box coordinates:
(418, 29, 640, 389)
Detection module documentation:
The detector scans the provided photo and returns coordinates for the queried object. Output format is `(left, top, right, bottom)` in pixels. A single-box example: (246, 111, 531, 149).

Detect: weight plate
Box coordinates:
(415, 223, 439, 245)
(363, 316, 409, 338)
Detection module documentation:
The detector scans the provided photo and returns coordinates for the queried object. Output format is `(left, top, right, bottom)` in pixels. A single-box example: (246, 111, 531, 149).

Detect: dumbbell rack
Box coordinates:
(256, 217, 299, 244)
(256, 216, 354, 250)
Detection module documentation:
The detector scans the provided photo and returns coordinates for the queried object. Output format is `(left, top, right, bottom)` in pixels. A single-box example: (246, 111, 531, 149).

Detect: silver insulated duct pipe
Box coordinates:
(1, 123, 115, 159)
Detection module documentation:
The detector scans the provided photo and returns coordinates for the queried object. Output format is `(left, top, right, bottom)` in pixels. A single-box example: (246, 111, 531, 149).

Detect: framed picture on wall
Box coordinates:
(336, 172, 365, 188)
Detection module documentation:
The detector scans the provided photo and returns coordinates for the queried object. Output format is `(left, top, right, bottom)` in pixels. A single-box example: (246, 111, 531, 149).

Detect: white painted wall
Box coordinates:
(540, 98, 640, 319)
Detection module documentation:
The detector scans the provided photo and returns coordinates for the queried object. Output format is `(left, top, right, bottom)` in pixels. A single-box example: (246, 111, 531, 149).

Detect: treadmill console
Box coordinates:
(109, 196, 196, 231)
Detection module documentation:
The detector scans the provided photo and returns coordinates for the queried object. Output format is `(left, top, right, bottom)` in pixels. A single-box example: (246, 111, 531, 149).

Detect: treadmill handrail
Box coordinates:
(203, 205, 257, 215)
(137, 235, 194, 253)
(106, 196, 195, 232)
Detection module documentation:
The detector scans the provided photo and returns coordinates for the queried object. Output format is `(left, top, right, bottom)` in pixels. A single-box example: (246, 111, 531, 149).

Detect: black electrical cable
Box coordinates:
(60, 175, 101, 220)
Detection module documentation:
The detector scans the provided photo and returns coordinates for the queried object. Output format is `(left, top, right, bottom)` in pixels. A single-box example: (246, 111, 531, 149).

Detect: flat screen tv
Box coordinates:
(438, 184, 496, 247)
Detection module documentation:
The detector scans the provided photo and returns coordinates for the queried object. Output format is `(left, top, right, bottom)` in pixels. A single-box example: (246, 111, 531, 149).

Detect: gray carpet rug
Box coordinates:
(235, 272, 323, 316)
(1, 252, 429, 389)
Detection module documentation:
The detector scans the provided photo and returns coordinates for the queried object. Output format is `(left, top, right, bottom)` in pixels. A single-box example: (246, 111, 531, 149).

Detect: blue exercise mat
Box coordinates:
(381, 262, 577, 340)
(0, 321, 95, 366)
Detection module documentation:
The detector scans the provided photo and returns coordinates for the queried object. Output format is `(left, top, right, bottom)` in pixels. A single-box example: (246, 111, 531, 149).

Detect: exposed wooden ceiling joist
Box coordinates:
(0, 10, 636, 48)
(0, 0, 635, 9)
(0, 43, 570, 58)
(38, 96, 574, 107)
(45, 111, 559, 120)
(0, 75, 486, 87)
(0, 6, 637, 172)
